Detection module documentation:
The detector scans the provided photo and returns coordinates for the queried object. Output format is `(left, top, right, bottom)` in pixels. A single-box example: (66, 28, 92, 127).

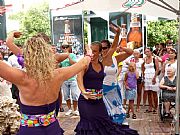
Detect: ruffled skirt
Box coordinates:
(75, 95, 139, 135)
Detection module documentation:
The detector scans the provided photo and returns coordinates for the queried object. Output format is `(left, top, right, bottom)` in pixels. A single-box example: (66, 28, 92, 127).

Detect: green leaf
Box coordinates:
(8, 1, 50, 45)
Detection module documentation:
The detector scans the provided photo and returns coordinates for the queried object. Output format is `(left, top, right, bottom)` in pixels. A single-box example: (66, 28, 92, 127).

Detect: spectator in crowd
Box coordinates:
(153, 43, 159, 56)
(0, 51, 12, 97)
(124, 62, 139, 119)
(142, 47, 159, 113)
(130, 49, 144, 112)
(8, 44, 23, 103)
(157, 42, 166, 57)
(119, 55, 133, 108)
(159, 67, 176, 117)
(59, 40, 80, 116)
(162, 48, 177, 77)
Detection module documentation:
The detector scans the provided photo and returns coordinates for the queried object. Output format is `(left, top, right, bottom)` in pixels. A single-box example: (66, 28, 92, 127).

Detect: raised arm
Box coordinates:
(115, 47, 133, 63)
(55, 53, 69, 63)
(57, 56, 91, 81)
(104, 25, 121, 60)
(6, 31, 23, 55)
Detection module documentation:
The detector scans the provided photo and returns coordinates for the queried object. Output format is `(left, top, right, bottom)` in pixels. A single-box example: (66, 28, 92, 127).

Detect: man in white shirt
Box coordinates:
(8, 53, 22, 69)
(8, 51, 22, 103)
(0, 51, 12, 97)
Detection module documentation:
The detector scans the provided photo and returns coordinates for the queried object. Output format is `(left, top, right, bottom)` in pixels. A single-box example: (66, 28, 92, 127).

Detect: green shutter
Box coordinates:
(90, 17, 108, 42)
(0, 0, 6, 41)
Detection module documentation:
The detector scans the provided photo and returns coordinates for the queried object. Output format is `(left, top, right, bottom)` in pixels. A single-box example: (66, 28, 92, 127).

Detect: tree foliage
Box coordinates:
(8, 2, 50, 45)
(147, 20, 178, 47)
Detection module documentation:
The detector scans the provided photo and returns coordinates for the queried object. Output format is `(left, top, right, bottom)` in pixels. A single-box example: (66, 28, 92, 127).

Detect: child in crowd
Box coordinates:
(124, 62, 139, 119)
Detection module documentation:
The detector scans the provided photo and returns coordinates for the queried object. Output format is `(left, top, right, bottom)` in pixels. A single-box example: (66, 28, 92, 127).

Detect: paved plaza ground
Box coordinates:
(57, 105, 176, 135)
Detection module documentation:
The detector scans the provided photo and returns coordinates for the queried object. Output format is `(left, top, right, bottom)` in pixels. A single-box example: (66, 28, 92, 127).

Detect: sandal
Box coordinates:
(132, 114, 137, 119)
(153, 110, 157, 114)
(164, 113, 170, 117)
(126, 113, 130, 118)
(59, 107, 64, 112)
(144, 109, 152, 113)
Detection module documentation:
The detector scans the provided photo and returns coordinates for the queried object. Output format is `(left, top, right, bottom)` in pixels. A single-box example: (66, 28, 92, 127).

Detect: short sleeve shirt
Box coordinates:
(60, 53, 77, 80)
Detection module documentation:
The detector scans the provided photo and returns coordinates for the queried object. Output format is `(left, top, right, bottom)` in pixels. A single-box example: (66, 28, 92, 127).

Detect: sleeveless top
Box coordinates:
(103, 56, 118, 86)
(83, 62, 104, 90)
(127, 72, 137, 89)
(135, 58, 144, 76)
(19, 98, 59, 115)
(164, 76, 176, 87)
(144, 59, 155, 76)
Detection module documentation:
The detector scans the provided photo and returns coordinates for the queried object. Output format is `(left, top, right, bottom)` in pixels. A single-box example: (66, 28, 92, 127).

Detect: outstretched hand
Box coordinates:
(0, 4, 12, 16)
(85, 44, 93, 60)
(116, 46, 123, 52)
(82, 91, 97, 100)
(8, 31, 22, 39)
(85, 44, 92, 55)
(0, 6, 6, 16)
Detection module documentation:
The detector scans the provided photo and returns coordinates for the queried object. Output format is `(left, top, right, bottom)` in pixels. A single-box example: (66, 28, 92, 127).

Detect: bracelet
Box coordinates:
(81, 90, 86, 94)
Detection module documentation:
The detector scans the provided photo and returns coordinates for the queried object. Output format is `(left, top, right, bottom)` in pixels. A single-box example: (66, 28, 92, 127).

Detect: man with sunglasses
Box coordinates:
(59, 40, 80, 116)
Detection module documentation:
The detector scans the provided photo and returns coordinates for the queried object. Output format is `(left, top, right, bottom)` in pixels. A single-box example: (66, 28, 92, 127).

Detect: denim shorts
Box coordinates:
(61, 80, 80, 101)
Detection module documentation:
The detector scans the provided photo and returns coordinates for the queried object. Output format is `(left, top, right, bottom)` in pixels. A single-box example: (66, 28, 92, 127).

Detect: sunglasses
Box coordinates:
(62, 45, 69, 49)
(102, 47, 109, 50)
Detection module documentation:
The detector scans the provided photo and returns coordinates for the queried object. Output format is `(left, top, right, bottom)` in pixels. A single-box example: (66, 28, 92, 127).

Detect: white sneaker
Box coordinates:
(73, 110, 79, 116)
(65, 109, 72, 116)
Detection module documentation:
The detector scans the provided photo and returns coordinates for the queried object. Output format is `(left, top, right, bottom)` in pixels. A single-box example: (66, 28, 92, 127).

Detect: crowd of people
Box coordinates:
(0, 26, 177, 135)
(0, 25, 138, 135)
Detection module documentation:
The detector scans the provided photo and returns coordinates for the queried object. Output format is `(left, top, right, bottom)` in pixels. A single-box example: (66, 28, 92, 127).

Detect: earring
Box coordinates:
(98, 54, 103, 62)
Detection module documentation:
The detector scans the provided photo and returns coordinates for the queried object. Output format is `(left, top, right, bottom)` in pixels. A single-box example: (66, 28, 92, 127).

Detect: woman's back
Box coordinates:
(17, 69, 64, 106)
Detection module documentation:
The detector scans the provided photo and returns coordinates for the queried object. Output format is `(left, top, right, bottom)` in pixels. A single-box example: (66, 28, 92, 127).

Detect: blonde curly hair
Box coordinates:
(23, 36, 56, 84)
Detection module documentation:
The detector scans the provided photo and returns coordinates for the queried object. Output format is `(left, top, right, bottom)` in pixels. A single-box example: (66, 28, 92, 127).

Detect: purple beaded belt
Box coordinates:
(20, 110, 56, 127)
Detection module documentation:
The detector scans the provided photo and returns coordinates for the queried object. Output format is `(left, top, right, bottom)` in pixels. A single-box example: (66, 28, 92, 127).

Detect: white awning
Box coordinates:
(49, 0, 178, 19)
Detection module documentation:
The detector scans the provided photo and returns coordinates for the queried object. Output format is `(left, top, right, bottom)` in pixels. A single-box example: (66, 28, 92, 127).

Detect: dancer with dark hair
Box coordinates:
(101, 39, 134, 124)
(75, 25, 138, 135)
